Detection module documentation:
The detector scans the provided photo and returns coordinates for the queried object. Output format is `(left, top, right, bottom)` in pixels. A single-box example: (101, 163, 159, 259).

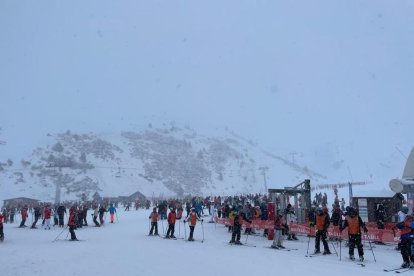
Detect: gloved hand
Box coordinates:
(363, 226, 368, 233)
(201, 219, 204, 222)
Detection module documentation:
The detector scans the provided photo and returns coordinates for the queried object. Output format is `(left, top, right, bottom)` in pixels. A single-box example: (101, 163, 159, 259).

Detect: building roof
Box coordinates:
(3, 197, 41, 202)
(352, 190, 396, 198)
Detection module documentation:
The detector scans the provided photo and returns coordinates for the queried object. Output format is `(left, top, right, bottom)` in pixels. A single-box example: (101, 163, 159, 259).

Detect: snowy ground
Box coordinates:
(0, 209, 405, 276)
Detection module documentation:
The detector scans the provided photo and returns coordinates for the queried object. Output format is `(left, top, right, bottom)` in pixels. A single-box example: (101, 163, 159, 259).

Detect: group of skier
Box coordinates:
(148, 206, 203, 241)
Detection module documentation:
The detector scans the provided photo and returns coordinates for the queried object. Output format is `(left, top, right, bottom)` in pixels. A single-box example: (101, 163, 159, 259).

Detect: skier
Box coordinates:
(149, 207, 159, 236)
(82, 205, 88, 226)
(57, 204, 66, 228)
(284, 204, 298, 240)
(271, 209, 285, 249)
(165, 208, 177, 239)
(19, 205, 28, 228)
(395, 214, 414, 268)
(31, 204, 42, 229)
(314, 207, 331, 254)
(185, 208, 203, 241)
(99, 205, 107, 225)
(43, 205, 52, 230)
(68, 206, 78, 241)
(0, 212, 4, 241)
(340, 207, 368, 261)
(92, 205, 100, 227)
(229, 210, 251, 245)
(108, 204, 117, 223)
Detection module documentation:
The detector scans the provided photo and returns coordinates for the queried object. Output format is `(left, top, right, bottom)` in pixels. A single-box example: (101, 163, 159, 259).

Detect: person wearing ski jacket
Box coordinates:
(314, 207, 331, 254)
(165, 208, 177, 239)
(185, 208, 202, 241)
(340, 207, 368, 262)
(57, 205, 66, 227)
(43, 206, 52, 230)
(31, 205, 42, 229)
(271, 210, 285, 249)
(149, 208, 159, 236)
(108, 205, 116, 223)
(284, 204, 298, 240)
(68, 207, 78, 241)
(92, 205, 100, 227)
(19, 206, 28, 228)
(229, 210, 251, 245)
(396, 215, 414, 268)
(99, 205, 107, 224)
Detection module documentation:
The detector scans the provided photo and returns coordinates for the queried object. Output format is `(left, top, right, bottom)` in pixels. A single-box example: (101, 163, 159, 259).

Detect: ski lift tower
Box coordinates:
(268, 179, 311, 223)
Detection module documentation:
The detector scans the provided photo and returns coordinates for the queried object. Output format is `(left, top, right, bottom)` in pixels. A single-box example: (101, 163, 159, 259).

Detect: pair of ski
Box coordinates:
(267, 246, 297, 252)
(384, 267, 413, 273)
(228, 242, 256, 247)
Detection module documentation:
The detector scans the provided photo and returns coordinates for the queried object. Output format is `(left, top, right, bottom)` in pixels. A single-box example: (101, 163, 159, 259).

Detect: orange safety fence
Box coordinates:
(215, 217, 400, 243)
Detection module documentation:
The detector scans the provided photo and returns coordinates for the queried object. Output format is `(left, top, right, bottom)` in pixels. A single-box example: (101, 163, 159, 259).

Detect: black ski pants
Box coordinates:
(315, 230, 329, 252)
(149, 222, 158, 235)
(58, 215, 65, 227)
(166, 224, 175, 237)
(32, 215, 40, 228)
(93, 216, 100, 227)
(348, 234, 364, 257)
(69, 225, 77, 240)
(189, 225, 195, 239)
(231, 225, 241, 242)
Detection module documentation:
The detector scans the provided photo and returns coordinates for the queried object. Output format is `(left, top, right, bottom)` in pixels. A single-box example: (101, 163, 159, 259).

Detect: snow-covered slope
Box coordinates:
(1, 209, 404, 276)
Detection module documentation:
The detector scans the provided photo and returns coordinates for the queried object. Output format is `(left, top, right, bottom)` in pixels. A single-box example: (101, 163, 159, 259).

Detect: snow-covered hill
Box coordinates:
(0, 123, 408, 203)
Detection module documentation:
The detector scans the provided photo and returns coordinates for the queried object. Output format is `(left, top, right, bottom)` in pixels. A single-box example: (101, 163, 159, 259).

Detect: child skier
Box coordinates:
(314, 207, 331, 254)
(229, 210, 251, 245)
(43, 205, 52, 230)
(185, 208, 203, 241)
(19, 206, 28, 228)
(68, 206, 78, 241)
(271, 209, 285, 249)
(148, 207, 159, 236)
(108, 204, 117, 223)
(340, 207, 368, 261)
(396, 214, 414, 268)
(165, 208, 177, 239)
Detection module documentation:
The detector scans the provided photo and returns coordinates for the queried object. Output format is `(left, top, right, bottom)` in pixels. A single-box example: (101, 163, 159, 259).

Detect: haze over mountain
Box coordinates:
(1, 1, 413, 201)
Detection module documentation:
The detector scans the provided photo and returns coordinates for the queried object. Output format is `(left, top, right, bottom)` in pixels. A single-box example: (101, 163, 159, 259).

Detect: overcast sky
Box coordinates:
(1, 0, 413, 185)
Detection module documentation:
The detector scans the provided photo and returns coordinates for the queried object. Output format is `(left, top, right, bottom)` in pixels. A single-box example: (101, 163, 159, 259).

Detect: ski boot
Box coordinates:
(229, 239, 235, 244)
(278, 245, 285, 249)
(292, 234, 298, 241)
(359, 256, 364, 262)
(314, 249, 320, 254)
(323, 250, 331, 255)
(349, 255, 355, 261)
(235, 240, 243, 245)
(270, 245, 279, 249)
(401, 262, 410, 268)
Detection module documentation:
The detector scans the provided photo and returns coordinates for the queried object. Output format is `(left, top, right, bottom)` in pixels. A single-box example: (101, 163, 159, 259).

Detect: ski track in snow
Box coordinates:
(0, 209, 403, 276)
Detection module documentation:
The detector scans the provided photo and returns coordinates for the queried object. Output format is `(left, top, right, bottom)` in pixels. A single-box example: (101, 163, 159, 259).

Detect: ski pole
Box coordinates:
(330, 239, 338, 256)
(306, 235, 311, 255)
(201, 220, 204, 243)
(52, 226, 68, 242)
(65, 230, 70, 240)
(368, 240, 376, 262)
